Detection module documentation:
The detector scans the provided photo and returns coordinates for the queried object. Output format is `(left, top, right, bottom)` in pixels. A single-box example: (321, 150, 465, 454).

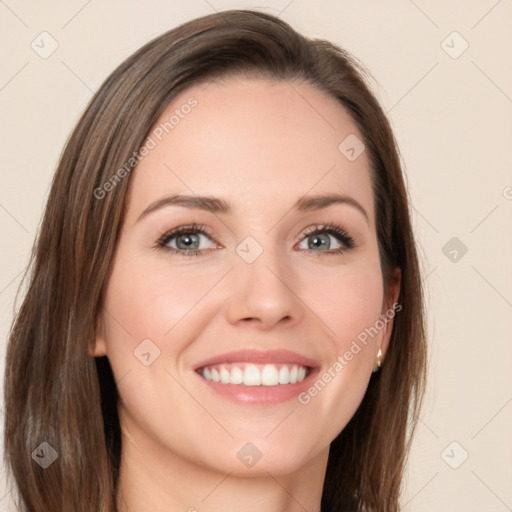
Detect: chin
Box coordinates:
(199, 435, 327, 477)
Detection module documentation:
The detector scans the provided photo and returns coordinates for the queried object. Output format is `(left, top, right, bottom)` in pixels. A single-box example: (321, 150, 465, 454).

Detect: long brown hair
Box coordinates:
(3, 9, 427, 512)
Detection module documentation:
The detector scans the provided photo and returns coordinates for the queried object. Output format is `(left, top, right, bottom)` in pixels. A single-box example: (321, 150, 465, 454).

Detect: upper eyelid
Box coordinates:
(296, 225, 355, 249)
(159, 223, 354, 249)
(157, 224, 216, 245)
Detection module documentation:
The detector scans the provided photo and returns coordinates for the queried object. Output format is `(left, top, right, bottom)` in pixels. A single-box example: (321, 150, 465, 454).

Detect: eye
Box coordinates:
(155, 222, 355, 257)
(296, 224, 355, 254)
(156, 223, 219, 256)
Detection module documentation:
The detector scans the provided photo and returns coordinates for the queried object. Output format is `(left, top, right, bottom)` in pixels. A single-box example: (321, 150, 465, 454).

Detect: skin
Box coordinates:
(94, 77, 400, 512)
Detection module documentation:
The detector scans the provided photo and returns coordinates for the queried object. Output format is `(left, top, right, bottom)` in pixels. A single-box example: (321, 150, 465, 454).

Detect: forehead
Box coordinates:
(126, 77, 374, 223)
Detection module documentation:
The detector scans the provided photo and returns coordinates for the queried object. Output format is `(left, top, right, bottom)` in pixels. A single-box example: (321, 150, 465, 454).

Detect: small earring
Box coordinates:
(373, 348, 383, 373)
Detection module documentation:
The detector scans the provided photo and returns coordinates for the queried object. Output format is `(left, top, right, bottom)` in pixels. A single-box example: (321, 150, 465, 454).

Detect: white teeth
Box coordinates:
(220, 366, 230, 384)
(230, 366, 243, 384)
(200, 363, 308, 386)
(289, 365, 298, 384)
(278, 365, 290, 384)
(244, 364, 261, 386)
(261, 365, 279, 386)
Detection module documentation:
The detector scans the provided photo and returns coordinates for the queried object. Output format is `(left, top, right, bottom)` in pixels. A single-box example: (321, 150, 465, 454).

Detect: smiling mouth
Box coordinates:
(197, 363, 311, 386)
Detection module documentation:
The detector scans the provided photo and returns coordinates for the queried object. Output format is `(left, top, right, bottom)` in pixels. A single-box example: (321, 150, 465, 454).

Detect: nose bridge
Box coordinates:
(224, 236, 302, 328)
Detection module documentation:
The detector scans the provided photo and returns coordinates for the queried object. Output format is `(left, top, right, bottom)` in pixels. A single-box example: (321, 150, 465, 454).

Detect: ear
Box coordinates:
(89, 310, 108, 357)
(378, 267, 401, 359)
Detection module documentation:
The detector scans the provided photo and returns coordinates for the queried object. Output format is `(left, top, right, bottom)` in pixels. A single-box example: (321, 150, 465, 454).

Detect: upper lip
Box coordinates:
(193, 349, 319, 370)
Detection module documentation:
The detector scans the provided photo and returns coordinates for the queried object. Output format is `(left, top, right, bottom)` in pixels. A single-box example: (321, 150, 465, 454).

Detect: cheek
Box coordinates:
(294, 255, 384, 422)
(102, 254, 223, 344)
(330, 274, 384, 349)
(302, 257, 385, 352)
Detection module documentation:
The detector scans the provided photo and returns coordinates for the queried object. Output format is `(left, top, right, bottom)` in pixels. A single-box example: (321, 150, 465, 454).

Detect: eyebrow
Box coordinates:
(136, 193, 369, 224)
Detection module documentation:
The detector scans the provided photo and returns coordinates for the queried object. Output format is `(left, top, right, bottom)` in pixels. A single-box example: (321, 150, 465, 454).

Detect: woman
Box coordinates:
(3, 9, 427, 512)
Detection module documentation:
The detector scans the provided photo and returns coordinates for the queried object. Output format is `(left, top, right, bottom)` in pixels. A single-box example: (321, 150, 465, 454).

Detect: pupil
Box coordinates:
(310, 234, 329, 250)
(177, 234, 199, 250)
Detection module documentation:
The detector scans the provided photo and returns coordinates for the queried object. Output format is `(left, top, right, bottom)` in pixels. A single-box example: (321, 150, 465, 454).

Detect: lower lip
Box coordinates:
(196, 369, 318, 405)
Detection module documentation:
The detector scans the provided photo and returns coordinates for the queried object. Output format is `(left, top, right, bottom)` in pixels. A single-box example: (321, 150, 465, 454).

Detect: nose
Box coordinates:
(224, 248, 304, 330)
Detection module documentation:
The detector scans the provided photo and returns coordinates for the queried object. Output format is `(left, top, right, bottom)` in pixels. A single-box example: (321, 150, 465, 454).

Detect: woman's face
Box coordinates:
(95, 77, 400, 476)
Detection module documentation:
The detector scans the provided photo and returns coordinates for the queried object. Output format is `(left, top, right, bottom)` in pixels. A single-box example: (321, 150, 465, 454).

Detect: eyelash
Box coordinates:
(155, 222, 356, 257)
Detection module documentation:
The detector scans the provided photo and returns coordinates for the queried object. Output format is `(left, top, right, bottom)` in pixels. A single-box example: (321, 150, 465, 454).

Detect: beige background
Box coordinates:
(1, 1, 511, 510)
